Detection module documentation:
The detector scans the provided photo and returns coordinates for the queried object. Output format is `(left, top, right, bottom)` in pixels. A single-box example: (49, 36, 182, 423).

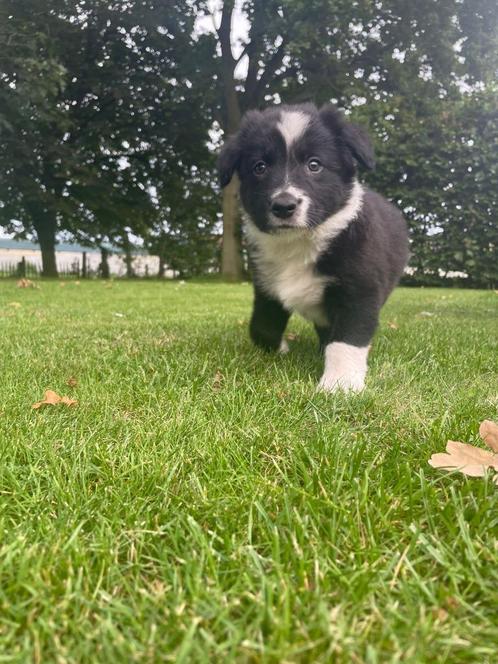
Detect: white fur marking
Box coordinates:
(278, 338, 290, 354)
(271, 185, 311, 229)
(277, 111, 310, 149)
(313, 180, 364, 251)
(246, 220, 329, 325)
(245, 181, 364, 326)
(318, 342, 369, 393)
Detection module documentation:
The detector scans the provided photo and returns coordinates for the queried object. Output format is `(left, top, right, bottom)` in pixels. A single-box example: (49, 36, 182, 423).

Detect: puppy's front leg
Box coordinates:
(317, 298, 379, 393)
(250, 287, 290, 352)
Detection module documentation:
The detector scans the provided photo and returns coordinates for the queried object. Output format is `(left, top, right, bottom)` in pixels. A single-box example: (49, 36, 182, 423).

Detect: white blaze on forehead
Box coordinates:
(277, 111, 310, 149)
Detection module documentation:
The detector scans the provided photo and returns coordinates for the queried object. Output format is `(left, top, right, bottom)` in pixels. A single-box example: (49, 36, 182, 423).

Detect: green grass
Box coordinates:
(0, 280, 497, 663)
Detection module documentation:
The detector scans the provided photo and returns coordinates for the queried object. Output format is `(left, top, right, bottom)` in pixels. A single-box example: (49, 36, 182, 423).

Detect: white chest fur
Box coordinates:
(246, 224, 330, 326)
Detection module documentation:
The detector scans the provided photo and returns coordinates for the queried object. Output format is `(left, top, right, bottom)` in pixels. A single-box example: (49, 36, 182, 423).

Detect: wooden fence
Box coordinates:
(0, 255, 84, 278)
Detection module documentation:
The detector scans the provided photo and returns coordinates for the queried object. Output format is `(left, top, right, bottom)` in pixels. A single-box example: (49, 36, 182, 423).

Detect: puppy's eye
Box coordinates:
(253, 161, 267, 175)
(307, 158, 323, 173)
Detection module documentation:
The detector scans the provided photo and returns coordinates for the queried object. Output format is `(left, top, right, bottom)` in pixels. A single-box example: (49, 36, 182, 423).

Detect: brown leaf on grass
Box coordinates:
(479, 420, 498, 453)
(59, 396, 78, 406)
(445, 596, 459, 611)
(432, 607, 449, 623)
(428, 421, 498, 484)
(212, 370, 224, 392)
(32, 390, 78, 409)
(8, 302, 22, 308)
(387, 321, 399, 330)
(429, 440, 498, 476)
(17, 278, 36, 288)
(66, 377, 78, 388)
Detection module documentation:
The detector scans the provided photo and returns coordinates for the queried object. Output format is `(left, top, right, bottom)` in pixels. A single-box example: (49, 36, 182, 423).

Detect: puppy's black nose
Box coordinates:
(270, 193, 299, 219)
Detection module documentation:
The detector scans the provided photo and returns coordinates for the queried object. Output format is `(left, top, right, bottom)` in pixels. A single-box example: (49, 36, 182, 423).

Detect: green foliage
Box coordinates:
(273, 0, 498, 287)
(352, 86, 498, 288)
(0, 0, 218, 274)
(147, 169, 221, 278)
(1, 0, 497, 284)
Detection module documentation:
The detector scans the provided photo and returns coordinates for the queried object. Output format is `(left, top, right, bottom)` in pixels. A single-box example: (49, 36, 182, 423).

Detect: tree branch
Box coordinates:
(248, 40, 288, 107)
(216, 0, 241, 132)
(234, 41, 250, 65)
(243, 2, 267, 104)
(216, 0, 236, 70)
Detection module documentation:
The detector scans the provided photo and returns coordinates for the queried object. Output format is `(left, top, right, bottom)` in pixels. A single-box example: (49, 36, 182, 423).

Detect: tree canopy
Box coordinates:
(0, 0, 215, 275)
(1, 0, 497, 286)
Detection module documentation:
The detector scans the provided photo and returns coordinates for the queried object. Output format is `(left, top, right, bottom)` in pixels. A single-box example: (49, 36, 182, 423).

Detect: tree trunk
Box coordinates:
(32, 214, 58, 277)
(100, 248, 110, 279)
(218, 0, 244, 282)
(221, 176, 244, 281)
(123, 235, 134, 278)
(158, 255, 166, 278)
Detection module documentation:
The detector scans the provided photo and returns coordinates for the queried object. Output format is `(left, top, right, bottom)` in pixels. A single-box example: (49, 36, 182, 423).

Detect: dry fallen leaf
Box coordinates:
(429, 440, 498, 477)
(387, 321, 399, 330)
(428, 420, 498, 483)
(445, 596, 459, 611)
(479, 420, 498, 453)
(212, 370, 224, 392)
(432, 607, 449, 623)
(8, 302, 22, 308)
(17, 278, 36, 288)
(60, 396, 78, 406)
(32, 390, 78, 409)
(66, 377, 78, 388)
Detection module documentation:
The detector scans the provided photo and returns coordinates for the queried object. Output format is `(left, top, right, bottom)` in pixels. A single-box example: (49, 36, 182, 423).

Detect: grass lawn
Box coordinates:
(0, 280, 497, 663)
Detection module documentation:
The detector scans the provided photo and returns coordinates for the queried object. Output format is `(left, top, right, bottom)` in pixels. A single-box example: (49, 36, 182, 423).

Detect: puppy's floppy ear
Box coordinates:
(218, 134, 241, 188)
(319, 104, 375, 170)
(341, 122, 375, 170)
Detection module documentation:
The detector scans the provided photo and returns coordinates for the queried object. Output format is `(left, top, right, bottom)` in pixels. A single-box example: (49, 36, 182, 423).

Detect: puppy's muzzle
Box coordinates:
(270, 192, 302, 220)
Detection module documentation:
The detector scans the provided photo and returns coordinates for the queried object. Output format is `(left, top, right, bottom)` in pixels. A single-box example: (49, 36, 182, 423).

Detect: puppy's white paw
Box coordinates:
(278, 339, 290, 354)
(317, 372, 365, 393)
(317, 342, 369, 394)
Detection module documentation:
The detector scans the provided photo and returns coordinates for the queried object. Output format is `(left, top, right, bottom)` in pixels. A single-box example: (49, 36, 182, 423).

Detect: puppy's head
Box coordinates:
(218, 103, 374, 233)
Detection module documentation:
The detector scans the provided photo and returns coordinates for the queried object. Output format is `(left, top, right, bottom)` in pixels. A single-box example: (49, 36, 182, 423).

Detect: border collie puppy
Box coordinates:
(219, 103, 409, 392)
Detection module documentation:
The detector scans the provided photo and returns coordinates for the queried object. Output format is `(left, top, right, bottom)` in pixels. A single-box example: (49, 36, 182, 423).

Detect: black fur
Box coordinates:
(219, 103, 409, 387)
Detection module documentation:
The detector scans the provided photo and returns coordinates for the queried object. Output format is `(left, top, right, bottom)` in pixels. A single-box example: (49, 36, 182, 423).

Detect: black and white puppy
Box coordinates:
(219, 103, 409, 392)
